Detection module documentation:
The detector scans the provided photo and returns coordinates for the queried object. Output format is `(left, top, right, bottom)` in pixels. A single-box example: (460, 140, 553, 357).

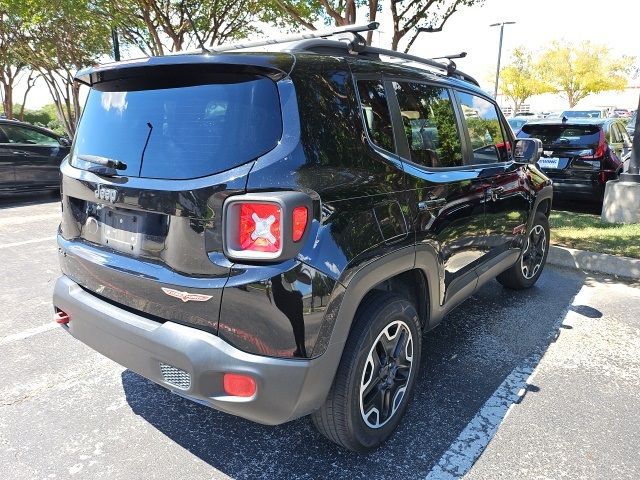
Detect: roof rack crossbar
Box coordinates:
(208, 22, 379, 53)
(361, 46, 480, 87)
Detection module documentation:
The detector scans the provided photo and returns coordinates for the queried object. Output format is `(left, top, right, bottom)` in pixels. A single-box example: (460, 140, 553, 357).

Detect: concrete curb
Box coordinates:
(547, 245, 640, 280)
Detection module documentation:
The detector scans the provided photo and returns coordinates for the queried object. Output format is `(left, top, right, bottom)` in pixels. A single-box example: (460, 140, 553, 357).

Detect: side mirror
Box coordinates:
(59, 137, 71, 147)
(514, 138, 542, 164)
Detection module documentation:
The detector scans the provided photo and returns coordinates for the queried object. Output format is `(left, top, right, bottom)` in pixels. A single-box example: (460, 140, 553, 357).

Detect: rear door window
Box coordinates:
(518, 124, 601, 148)
(356, 80, 395, 153)
(456, 91, 510, 164)
(72, 74, 282, 179)
(392, 82, 463, 168)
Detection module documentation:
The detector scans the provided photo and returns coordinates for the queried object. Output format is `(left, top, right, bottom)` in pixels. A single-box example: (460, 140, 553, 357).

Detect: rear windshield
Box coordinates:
(518, 124, 601, 147)
(72, 74, 282, 179)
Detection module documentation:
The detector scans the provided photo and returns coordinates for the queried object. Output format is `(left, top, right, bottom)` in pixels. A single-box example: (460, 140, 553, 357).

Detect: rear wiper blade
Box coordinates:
(77, 154, 127, 170)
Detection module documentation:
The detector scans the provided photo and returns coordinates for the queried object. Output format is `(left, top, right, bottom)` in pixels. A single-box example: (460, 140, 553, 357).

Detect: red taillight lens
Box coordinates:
(239, 203, 281, 252)
(292, 206, 308, 242)
(582, 129, 606, 159)
(223, 373, 256, 397)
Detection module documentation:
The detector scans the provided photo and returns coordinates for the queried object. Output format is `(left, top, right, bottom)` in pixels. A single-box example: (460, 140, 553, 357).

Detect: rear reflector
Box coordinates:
(54, 310, 70, 325)
(239, 202, 281, 253)
(223, 373, 256, 397)
(292, 206, 308, 242)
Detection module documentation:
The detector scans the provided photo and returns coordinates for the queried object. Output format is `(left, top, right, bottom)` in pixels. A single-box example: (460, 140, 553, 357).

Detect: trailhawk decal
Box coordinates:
(161, 287, 213, 303)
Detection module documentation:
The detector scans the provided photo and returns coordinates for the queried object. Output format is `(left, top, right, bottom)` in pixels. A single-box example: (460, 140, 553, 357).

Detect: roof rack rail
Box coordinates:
(205, 21, 479, 87)
(432, 52, 467, 61)
(208, 22, 378, 53)
(357, 46, 480, 87)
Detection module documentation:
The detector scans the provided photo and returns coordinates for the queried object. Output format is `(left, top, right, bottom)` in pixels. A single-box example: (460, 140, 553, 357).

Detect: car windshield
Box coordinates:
(562, 110, 601, 118)
(72, 74, 283, 180)
(518, 124, 601, 147)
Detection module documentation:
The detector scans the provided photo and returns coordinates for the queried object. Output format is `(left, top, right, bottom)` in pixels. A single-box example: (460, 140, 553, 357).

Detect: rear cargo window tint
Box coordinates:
(357, 80, 395, 153)
(518, 124, 601, 146)
(72, 75, 282, 179)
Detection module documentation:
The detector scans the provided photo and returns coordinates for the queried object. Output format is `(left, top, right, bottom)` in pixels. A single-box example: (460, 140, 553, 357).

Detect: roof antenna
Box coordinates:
(183, 1, 209, 54)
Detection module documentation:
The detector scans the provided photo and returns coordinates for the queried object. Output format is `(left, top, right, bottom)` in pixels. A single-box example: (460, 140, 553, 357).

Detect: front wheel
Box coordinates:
(311, 293, 422, 452)
(497, 211, 550, 290)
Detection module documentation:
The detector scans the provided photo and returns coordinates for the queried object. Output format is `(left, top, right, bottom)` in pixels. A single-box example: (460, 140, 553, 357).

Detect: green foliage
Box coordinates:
(499, 47, 552, 113)
(109, 0, 266, 55)
(537, 41, 633, 108)
(1, 103, 64, 134)
(3, 0, 112, 137)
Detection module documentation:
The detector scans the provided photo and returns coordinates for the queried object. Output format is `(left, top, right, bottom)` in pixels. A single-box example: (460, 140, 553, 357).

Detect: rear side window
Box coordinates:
(392, 82, 463, 168)
(518, 124, 601, 147)
(357, 80, 395, 153)
(0, 124, 59, 146)
(457, 91, 510, 164)
(72, 74, 282, 179)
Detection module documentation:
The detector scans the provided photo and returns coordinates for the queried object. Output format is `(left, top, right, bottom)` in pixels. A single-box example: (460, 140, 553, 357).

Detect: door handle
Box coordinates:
(11, 151, 28, 156)
(418, 198, 446, 211)
(487, 187, 504, 201)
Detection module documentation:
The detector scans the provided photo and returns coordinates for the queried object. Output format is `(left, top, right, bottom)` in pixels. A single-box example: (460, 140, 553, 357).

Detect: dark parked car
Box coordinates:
(517, 118, 631, 202)
(0, 119, 70, 193)
(52, 24, 551, 452)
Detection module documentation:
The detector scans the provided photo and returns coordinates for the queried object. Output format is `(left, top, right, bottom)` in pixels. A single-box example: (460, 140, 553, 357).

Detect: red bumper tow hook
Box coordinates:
(54, 310, 71, 325)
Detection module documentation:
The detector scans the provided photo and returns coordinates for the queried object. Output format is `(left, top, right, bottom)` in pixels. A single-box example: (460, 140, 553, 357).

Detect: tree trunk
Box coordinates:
(366, 0, 378, 45)
(2, 83, 12, 119)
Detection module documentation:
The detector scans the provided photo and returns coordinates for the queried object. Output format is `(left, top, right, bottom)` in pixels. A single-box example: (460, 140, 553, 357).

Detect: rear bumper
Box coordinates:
(53, 275, 337, 425)
(549, 177, 604, 200)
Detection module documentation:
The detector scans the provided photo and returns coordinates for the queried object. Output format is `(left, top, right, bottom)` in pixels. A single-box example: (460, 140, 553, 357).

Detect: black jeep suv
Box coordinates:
(53, 26, 551, 452)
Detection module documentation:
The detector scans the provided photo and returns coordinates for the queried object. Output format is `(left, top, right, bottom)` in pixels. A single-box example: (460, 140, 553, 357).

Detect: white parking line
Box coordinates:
(0, 322, 59, 347)
(424, 357, 539, 480)
(0, 212, 60, 227)
(425, 285, 593, 479)
(0, 236, 57, 249)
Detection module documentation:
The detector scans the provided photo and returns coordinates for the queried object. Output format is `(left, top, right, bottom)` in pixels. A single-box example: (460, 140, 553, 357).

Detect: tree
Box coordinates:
(108, 0, 265, 56)
(13, 0, 112, 137)
(270, 0, 481, 51)
(0, 6, 26, 119)
(499, 47, 551, 114)
(390, 0, 482, 53)
(537, 41, 632, 108)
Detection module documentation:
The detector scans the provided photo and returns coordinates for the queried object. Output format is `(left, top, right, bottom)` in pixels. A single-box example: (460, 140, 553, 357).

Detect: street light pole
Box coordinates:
(490, 21, 515, 101)
(621, 94, 640, 180)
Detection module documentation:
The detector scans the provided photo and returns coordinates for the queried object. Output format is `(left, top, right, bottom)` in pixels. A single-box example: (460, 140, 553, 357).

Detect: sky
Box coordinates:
(15, 0, 640, 110)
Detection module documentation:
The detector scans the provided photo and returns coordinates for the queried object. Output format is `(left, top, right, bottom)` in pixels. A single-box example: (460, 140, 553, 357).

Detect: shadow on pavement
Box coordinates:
(122, 267, 587, 479)
(552, 198, 601, 215)
(0, 190, 60, 209)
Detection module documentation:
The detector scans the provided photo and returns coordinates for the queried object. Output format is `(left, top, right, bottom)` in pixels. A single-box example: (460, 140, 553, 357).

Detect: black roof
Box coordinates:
(75, 48, 487, 96)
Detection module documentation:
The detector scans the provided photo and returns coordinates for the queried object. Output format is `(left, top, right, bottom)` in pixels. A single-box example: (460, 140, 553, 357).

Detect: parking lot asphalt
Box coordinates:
(1, 193, 639, 479)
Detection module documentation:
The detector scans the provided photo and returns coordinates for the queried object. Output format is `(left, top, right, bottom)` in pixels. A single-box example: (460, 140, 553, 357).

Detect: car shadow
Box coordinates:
(122, 266, 587, 479)
(0, 190, 60, 209)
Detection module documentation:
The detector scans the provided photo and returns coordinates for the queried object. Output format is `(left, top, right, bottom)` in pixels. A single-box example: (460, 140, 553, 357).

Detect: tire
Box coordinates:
(311, 292, 422, 452)
(497, 211, 550, 290)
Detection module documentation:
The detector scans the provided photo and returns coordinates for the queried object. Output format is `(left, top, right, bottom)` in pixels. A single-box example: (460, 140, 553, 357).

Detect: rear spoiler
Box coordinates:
(74, 53, 294, 87)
